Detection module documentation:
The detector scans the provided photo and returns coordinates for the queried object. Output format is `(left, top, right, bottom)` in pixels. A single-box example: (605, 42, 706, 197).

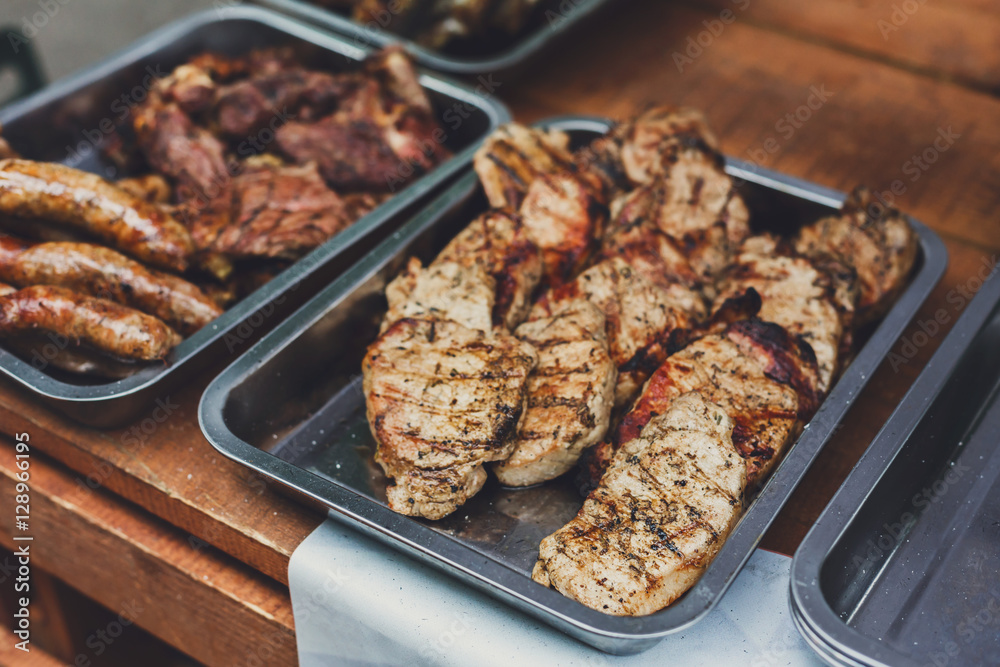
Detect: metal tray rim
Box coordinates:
(0, 5, 510, 406)
(199, 116, 948, 652)
(252, 0, 612, 75)
(789, 268, 1000, 667)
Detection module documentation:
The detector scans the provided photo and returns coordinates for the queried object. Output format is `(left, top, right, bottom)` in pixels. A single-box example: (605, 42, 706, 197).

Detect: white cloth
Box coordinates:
(289, 517, 822, 667)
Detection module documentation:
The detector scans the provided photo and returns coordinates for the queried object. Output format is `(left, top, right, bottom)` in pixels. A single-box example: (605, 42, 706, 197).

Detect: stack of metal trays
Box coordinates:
(791, 266, 1000, 666)
(0, 6, 508, 427)
(199, 115, 947, 654)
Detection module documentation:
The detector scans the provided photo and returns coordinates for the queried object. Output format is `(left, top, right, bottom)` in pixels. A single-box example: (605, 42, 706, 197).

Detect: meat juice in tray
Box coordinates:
(201, 113, 946, 653)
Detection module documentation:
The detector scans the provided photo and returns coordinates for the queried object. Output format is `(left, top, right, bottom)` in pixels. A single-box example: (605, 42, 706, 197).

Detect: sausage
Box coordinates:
(115, 174, 173, 204)
(0, 285, 181, 361)
(0, 159, 195, 273)
(0, 240, 223, 335)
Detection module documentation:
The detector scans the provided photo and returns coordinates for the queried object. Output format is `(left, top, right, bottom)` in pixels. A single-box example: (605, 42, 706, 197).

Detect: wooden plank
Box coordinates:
(505, 0, 1000, 252)
(0, 439, 296, 667)
(0, 631, 65, 667)
(691, 0, 1000, 93)
(0, 371, 323, 586)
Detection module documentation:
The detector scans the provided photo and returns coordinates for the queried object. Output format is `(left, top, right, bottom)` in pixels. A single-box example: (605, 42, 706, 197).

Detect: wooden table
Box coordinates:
(2, 1, 999, 664)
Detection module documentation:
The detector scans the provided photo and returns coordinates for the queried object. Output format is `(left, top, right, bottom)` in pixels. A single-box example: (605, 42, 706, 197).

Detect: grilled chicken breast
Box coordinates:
(532, 392, 746, 615)
(473, 124, 575, 210)
(494, 300, 617, 487)
(715, 235, 847, 392)
(433, 210, 542, 330)
(382, 258, 496, 334)
(532, 257, 707, 407)
(363, 318, 537, 519)
(795, 187, 918, 326)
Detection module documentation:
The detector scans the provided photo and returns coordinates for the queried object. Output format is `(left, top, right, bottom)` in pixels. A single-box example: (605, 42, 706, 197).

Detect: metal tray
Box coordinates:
(790, 263, 1000, 666)
(199, 116, 948, 654)
(0, 6, 508, 427)
(250, 0, 614, 76)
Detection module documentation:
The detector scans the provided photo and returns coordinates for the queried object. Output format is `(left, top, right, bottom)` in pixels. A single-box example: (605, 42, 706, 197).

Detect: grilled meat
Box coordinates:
(494, 300, 616, 486)
(0, 239, 222, 335)
(532, 257, 707, 407)
(363, 317, 537, 519)
(795, 187, 918, 327)
(474, 124, 576, 209)
(382, 258, 496, 333)
(519, 170, 607, 287)
(590, 319, 820, 490)
(2, 333, 142, 379)
(532, 392, 746, 615)
(189, 160, 356, 261)
(607, 146, 749, 284)
(0, 285, 181, 361)
(618, 107, 720, 187)
(134, 97, 232, 207)
(0, 160, 195, 273)
(714, 235, 848, 392)
(598, 206, 703, 291)
(433, 209, 542, 330)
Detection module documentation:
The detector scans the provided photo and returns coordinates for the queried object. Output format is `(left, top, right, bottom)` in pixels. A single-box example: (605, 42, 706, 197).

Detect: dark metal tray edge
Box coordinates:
(249, 0, 612, 75)
(789, 263, 1000, 666)
(199, 115, 948, 654)
(0, 5, 509, 424)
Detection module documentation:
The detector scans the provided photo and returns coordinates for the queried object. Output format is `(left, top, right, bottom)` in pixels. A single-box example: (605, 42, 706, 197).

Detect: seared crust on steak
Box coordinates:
(382, 258, 496, 334)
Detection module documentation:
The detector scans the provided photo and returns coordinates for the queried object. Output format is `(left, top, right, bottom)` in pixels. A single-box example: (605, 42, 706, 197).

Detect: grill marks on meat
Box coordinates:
(715, 235, 846, 392)
(0, 160, 195, 273)
(474, 124, 576, 210)
(519, 170, 607, 287)
(608, 147, 749, 285)
(532, 392, 745, 615)
(363, 318, 537, 519)
(795, 186, 918, 327)
(0, 240, 221, 336)
(190, 161, 355, 260)
(433, 210, 542, 330)
(594, 320, 819, 490)
(533, 257, 707, 407)
(616, 107, 721, 187)
(382, 258, 496, 334)
(0, 285, 181, 361)
(494, 301, 616, 487)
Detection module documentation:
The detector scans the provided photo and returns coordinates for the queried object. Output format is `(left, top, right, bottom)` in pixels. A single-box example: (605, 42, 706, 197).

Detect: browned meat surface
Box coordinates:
(714, 235, 849, 392)
(795, 187, 918, 326)
(2, 333, 142, 378)
(363, 317, 537, 519)
(433, 210, 542, 330)
(532, 392, 746, 615)
(592, 319, 820, 489)
(532, 257, 707, 407)
(134, 99, 231, 206)
(607, 146, 749, 284)
(0, 240, 222, 335)
(0, 285, 181, 361)
(115, 174, 173, 204)
(382, 258, 496, 334)
(0, 160, 195, 273)
(189, 161, 354, 260)
(494, 301, 616, 486)
(519, 170, 607, 287)
(473, 124, 576, 209)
